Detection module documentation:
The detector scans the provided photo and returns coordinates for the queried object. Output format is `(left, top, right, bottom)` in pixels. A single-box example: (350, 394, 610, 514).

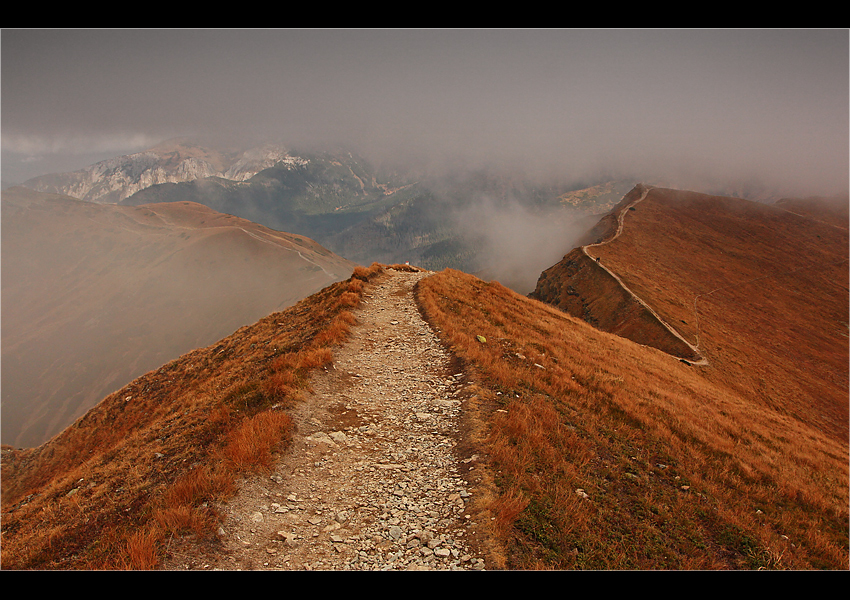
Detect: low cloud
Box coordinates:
(4, 29, 847, 197)
(2, 132, 163, 156)
(450, 194, 592, 294)
(2, 132, 174, 184)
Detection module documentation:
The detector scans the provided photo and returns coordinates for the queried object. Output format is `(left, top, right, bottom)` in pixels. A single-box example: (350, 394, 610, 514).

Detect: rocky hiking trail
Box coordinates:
(164, 269, 488, 571)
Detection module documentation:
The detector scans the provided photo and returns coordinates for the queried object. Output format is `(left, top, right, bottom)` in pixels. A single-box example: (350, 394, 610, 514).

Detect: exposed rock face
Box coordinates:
(223, 143, 309, 181)
(21, 139, 306, 204)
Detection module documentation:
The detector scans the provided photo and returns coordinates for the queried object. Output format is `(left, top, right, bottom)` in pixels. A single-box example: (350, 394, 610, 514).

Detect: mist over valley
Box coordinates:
(1, 185, 355, 447)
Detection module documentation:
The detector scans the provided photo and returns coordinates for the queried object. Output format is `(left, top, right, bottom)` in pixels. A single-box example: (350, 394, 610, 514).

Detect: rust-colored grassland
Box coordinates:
(417, 188, 848, 569)
(581, 188, 848, 441)
(2, 181, 847, 571)
(417, 264, 847, 569)
(0, 264, 387, 569)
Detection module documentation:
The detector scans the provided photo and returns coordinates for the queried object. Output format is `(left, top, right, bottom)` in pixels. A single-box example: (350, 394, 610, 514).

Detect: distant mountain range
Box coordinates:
(8, 139, 848, 452)
(18, 138, 308, 204)
(4, 138, 627, 447)
(18, 138, 636, 293)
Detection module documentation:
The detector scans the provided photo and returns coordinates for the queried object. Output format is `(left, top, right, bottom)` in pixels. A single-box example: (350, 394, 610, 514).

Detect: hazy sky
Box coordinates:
(2, 28, 848, 195)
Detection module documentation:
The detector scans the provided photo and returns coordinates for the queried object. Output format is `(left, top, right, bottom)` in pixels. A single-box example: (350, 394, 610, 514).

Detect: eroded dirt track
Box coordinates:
(165, 269, 487, 570)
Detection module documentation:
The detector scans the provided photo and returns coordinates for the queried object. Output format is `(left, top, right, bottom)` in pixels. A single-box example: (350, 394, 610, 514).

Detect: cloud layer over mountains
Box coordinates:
(3, 29, 848, 196)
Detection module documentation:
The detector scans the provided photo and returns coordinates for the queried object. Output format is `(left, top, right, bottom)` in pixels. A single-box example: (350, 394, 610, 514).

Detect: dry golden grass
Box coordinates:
(4, 216, 845, 572)
(583, 188, 848, 440)
(416, 267, 848, 569)
(217, 411, 294, 472)
(0, 263, 388, 570)
(124, 526, 162, 570)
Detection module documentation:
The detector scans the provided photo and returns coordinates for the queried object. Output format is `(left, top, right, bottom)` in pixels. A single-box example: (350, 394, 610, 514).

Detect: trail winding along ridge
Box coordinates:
(582, 185, 709, 366)
(166, 268, 487, 571)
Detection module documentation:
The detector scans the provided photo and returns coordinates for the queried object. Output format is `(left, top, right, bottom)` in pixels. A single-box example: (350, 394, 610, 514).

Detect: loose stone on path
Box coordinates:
(202, 269, 486, 571)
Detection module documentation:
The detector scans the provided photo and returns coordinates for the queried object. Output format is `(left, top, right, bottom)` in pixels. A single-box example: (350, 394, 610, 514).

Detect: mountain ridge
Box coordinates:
(531, 185, 848, 441)
(3, 150, 848, 570)
(18, 138, 309, 204)
(1, 186, 356, 448)
(115, 146, 611, 291)
(2, 182, 848, 569)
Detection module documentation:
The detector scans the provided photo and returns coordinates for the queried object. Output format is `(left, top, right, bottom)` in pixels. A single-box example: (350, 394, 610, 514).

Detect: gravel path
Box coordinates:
(170, 269, 488, 571)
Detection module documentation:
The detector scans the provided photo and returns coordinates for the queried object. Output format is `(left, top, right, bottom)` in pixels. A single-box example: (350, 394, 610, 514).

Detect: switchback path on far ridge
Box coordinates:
(162, 268, 488, 571)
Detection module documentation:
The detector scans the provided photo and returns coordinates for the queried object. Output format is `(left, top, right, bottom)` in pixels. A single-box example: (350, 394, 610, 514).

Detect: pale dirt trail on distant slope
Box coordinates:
(163, 269, 487, 571)
(583, 189, 850, 365)
(582, 186, 710, 366)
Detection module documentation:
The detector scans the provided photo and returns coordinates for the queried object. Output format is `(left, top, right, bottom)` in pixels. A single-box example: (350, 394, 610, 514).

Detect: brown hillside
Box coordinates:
(532, 184, 702, 361)
(416, 268, 848, 569)
(3, 259, 846, 570)
(774, 194, 849, 230)
(1, 263, 386, 569)
(532, 186, 848, 442)
(1, 187, 356, 448)
(572, 182, 647, 247)
(530, 247, 700, 361)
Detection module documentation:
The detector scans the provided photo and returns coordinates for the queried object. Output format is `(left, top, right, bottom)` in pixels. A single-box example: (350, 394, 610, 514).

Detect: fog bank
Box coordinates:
(3, 29, 847, 197)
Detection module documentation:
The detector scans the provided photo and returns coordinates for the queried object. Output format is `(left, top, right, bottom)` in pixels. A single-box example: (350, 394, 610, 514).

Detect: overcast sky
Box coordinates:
(2, 28, 848, 196)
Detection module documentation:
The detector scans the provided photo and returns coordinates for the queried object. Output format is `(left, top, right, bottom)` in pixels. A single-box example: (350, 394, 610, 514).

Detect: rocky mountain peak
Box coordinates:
(21, 139, 309, 204)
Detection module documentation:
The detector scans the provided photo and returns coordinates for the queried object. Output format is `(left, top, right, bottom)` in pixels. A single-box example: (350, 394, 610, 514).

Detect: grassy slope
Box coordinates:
(4, 181, 847, 570)
(0, 264, 386, 569)
(417, 270, 847, 566)
(590, 188, 848, 443)
(531, 246, 702, 361)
